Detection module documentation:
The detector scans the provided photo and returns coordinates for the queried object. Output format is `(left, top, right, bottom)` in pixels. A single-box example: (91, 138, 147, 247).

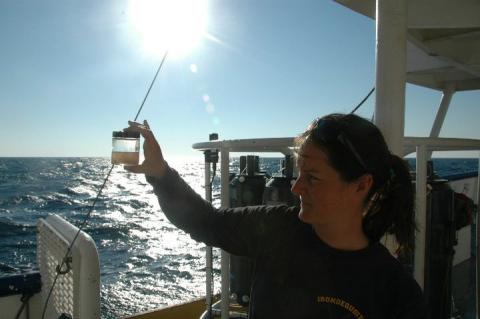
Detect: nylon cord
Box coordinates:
(14, 293, 31, 319)
(350, 87, 375, 114)
(134, 51, 169, 122)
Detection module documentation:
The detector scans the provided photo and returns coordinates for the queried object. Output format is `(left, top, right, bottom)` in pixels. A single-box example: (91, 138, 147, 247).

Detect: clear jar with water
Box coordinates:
(111, 131, 140, 165)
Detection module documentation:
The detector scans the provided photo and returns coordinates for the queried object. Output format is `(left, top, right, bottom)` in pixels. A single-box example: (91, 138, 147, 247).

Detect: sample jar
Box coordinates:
(112, 131, 140, 165)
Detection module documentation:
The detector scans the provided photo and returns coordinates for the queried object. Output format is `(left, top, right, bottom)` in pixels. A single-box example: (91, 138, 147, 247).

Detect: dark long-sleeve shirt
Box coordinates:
(147, 166, 426, 319)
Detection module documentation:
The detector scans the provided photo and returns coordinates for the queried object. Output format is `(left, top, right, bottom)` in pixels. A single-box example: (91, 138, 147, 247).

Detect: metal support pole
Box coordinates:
(428, 85, 455, 160)
(374, 0, 407, 156)
(204, 157, 213, 318)
(220, 149, 230, 319)
(414, 145, 428, 290)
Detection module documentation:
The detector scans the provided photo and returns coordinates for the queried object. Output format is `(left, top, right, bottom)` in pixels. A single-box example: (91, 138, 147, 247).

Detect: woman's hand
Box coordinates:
(123, 120, 167, 178)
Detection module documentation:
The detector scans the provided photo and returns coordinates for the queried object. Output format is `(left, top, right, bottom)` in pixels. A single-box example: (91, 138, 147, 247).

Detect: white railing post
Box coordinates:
(204, 157, 213, 316)
(220, 148, 230, 319)
(414, 145, 428, 290)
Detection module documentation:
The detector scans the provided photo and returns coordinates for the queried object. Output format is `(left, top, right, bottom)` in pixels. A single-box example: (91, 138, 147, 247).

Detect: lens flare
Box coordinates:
(190, 64, 198, 73)
(206, 103, 215, 114)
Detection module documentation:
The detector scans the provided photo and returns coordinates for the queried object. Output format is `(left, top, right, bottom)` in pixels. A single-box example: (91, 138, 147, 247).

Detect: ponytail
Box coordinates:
(362, 155, 416, 256)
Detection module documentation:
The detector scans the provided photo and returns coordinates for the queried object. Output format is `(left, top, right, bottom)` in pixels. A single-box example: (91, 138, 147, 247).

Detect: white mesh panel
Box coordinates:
(38, 220, 75, 317)
(37, 215, 100, 319)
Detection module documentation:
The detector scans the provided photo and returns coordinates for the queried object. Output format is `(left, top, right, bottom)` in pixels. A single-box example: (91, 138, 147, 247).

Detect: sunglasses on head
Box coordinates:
(312, 118, 368, 172)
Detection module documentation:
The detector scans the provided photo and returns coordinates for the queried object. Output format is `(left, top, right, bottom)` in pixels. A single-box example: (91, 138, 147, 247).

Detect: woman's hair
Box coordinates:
(295, 113, 416, 256)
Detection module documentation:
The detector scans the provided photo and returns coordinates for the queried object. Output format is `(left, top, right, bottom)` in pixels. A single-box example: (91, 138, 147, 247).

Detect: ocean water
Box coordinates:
(0, 157, 478, 318)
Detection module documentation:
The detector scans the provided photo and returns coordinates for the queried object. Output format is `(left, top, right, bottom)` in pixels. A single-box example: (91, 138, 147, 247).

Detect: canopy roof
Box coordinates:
(335, 0, 480, 91)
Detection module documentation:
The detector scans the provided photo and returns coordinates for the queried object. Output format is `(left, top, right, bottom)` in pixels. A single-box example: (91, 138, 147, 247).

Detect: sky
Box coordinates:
(0, 0, 479, 158)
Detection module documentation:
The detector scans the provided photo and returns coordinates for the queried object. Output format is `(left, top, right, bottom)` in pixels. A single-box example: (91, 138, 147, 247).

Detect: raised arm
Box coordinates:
(123, 121, 295, 258)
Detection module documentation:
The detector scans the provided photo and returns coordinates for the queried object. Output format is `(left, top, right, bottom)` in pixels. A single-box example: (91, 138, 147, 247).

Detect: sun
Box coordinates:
(128, 0, 208, 58)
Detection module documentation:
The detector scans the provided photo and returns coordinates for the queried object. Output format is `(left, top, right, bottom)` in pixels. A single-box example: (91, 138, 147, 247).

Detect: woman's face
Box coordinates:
(291, 142, 364, 227)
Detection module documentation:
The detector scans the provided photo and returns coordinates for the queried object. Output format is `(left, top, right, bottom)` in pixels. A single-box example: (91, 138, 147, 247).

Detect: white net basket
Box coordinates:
(37, 215, 100, 319)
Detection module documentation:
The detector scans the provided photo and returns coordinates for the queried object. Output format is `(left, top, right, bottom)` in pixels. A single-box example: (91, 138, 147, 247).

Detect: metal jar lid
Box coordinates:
(112, 131, 140, 138)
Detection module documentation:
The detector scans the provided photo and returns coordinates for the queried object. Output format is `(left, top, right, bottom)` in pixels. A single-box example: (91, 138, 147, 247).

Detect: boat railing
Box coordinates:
(37, 214, 101, 319)
(403, 136, 480, 290)
(194, 137, 296, 319)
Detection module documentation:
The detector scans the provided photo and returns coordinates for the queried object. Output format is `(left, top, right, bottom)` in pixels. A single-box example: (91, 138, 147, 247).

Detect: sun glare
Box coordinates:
(128, 0, 208, 58)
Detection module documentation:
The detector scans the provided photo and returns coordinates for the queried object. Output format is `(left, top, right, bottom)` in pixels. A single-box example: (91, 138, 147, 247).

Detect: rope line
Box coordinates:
(350, 87, 375, 114)
(134, 51, 169, 121)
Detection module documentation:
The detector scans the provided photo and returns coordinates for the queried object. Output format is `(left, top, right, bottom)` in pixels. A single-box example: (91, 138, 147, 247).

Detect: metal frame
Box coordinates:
(194, 140, 295, 319)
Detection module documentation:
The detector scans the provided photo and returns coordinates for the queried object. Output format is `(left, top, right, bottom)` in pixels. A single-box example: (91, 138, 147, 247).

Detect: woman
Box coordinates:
(125, 113, 426, 319)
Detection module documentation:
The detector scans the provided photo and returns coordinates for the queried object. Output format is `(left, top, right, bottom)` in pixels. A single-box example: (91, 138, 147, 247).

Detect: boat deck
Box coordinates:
(453, 256, 477, 319)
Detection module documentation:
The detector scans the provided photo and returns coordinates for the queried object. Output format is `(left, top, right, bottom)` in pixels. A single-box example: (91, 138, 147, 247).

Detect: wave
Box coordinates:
(117, 199, 149, 210)
(151, 265, 194, 281)
(0, 192, 88, 214)
(0, 194, 43, 206)
(64, 185, 97, 198)
(0, 218, 36, 237)
(2, 241, 36, 249)
(86, 224, 140, 240)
